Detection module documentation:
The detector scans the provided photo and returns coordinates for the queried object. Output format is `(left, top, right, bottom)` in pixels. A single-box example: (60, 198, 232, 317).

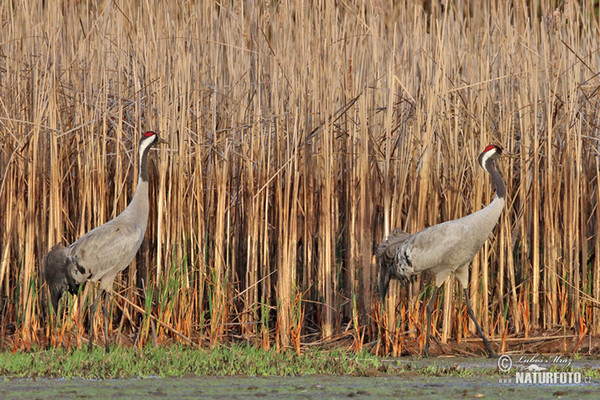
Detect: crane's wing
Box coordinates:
(68, 219, 144, 283)
(407, 217, 483, 275)
(376, 228, 412, 299)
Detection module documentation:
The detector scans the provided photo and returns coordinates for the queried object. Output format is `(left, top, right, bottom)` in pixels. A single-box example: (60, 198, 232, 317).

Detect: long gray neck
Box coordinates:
(465, 156, 505, 238)
(120, 142, 151, 226)
(485, 159, 506, 200)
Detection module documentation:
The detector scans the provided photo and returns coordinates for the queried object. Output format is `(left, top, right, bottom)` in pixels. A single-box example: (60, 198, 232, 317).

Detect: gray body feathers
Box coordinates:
(67, 197, 148, 288)
(44, 184, 149, 311)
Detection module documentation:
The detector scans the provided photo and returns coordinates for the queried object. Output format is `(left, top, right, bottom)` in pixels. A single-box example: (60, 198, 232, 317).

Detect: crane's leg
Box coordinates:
(463, 288, 495, 358)
(424, 285, 440, 357)
(102, 290, 111, 353)
(88, 289, 104, 352)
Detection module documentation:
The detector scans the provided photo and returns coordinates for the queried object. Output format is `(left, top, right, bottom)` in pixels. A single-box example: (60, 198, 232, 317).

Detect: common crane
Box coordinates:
(43, 131, 167, 352)
(377, 144, 505, 358)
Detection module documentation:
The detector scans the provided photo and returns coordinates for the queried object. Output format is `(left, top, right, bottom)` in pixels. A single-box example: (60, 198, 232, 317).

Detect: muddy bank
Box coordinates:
(1, 375, 598, 400)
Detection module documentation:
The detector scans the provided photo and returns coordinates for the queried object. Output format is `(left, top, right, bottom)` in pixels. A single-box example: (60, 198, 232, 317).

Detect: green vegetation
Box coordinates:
(2, 345, 599, 381)
(0, 345, 381, 379)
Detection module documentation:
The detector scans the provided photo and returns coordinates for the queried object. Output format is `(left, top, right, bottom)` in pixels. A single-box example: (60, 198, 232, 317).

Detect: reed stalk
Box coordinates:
(1, 0, 599, 353)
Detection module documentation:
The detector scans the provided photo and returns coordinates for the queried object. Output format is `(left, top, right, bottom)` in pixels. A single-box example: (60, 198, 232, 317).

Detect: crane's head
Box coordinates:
(478, 144, 502, 168)
(139, 131, 168, 152)
(137, 131, 168, 182)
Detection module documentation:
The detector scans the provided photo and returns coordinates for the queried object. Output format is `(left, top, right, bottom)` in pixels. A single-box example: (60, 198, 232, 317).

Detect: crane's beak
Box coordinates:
(502, 151, 519, 159)
(156, 136, 169, 145)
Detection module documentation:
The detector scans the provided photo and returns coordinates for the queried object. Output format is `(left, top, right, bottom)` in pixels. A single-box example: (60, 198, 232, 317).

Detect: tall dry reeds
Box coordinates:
(1, 0, 600, 353)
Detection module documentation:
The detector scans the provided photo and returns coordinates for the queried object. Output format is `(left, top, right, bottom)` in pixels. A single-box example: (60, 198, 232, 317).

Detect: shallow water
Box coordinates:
(1, 375, 598, 400)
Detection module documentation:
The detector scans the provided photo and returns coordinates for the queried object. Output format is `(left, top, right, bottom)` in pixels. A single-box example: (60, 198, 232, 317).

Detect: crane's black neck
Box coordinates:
(485, 159, 506, 200)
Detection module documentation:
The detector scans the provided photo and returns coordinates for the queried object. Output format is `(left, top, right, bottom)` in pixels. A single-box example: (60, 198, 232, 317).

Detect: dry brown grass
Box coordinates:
(1, 0, 600, 354)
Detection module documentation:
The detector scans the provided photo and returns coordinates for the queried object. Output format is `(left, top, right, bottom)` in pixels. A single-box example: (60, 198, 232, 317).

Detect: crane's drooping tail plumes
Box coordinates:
(376, 228, 412, 300)
(43, 243, 78, 312)
(377, 144, 504, 358)
(42, 131, 167, 352)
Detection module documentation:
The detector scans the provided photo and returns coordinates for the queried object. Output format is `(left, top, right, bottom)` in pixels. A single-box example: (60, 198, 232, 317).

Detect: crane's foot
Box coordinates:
(479, 329, 496, 358)
(484, 343, 497, 358)
(423, 332, 445, 357)
(424, 338, 432, 357)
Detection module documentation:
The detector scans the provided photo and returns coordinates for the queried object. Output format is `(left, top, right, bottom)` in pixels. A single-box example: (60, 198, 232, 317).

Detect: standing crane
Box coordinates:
(43, 131, 167, 352)
(377, 144, 505, 357)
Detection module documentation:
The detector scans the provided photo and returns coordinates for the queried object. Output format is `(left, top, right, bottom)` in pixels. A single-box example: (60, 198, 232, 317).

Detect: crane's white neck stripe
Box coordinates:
(479, 149, 497, 171)
(138, 137, 154, 161)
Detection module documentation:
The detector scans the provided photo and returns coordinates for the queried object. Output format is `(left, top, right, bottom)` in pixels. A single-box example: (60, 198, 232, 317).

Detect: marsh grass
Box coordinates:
(1, 0, 600, 355)
(0, 345, 380, 378)
(2, 344, 599, 379)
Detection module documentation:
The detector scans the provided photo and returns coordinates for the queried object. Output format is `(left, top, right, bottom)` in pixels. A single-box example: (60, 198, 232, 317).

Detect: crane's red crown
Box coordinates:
(143, 131, 157, 138)
(484, 144, 499, 153)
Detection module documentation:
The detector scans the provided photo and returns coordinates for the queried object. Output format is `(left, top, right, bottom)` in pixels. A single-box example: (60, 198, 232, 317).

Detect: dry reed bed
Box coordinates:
(0, 0, 599, 354)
